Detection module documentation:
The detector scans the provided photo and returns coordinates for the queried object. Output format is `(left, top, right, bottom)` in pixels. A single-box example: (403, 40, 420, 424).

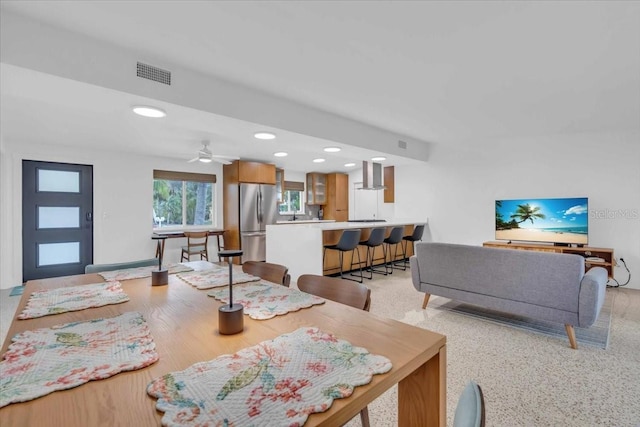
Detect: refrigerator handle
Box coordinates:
(258, 188, 263, 224)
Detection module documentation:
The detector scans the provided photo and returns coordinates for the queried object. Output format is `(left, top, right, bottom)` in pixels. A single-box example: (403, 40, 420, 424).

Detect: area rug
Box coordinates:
(425, 291, 614, 349)
(147, 327, 391, 426)
(9, 286, 24, 297)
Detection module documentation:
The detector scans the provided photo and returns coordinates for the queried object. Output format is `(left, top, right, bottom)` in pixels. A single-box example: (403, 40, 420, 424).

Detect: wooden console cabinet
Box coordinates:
(483, 241, 615, 278)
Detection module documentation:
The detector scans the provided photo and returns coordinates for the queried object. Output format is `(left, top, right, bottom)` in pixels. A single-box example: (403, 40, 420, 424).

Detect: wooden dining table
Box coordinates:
(0, 261, 446, 426)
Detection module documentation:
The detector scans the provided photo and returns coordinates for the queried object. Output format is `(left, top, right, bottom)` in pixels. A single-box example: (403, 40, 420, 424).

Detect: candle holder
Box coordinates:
(151, 235, 169, 286)
(217, 250, 244, 335)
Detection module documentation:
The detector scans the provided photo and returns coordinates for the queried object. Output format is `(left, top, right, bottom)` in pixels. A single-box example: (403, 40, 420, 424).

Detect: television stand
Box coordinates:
(483, 241, 615, 278)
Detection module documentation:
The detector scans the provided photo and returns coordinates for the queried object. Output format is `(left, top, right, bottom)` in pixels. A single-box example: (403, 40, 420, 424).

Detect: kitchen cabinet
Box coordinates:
(384, 166, 395, 203)
(324, 173, 349, 221)
(275, 168, 284, 204)
(225, 160, 276, 185)
(306, 173, 326, 205)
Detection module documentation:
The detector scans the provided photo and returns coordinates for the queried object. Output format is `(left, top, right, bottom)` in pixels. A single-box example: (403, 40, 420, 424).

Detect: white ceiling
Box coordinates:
(1, 1, 639, 173)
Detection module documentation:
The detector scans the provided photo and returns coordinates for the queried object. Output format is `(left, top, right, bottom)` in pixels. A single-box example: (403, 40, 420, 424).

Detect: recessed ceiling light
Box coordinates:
(313, 158, 325, 163)
(344, 162, 356, 167)
(274, 152, 288, 157)
(254, 132, 276, 140)
(132, 105, 166, 118)
(371, 156, 387, 162)
(323, 147, 341, 153)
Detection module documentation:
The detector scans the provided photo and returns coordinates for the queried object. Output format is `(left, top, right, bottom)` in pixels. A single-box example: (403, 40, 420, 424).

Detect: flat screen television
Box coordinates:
(495, 197, 588, 246)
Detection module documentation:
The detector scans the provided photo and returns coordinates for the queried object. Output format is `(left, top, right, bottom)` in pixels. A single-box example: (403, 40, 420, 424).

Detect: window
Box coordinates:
(153, 170, 216, 229)
(279, 181, 305, 214)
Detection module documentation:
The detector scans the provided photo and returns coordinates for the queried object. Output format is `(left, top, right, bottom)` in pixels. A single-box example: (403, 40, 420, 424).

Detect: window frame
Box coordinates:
(153, 170, 217, 231)
(279, 180, 305, 215)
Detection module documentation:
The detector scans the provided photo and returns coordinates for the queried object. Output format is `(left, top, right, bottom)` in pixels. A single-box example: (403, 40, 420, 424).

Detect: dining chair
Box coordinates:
(85, 258, 159, 274)
(453, 380, 486, 427)
(401, 224, 425, 269)
(180, 231, 209, 262)
(323, 228, 363, 283)
(241, 261, 291, 287)
(297, 274, 372, 425)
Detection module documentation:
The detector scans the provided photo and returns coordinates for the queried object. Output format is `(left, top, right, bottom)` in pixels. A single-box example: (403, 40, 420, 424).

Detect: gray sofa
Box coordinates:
(410, 242, 608, 349)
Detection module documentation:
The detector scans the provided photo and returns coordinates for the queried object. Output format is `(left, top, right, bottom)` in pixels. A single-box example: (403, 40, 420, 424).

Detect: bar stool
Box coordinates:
(323, 229, 363, 283)
(357, 227, 388, 279)
(402, 224, 425, 269)
(383, 226, 406, 272)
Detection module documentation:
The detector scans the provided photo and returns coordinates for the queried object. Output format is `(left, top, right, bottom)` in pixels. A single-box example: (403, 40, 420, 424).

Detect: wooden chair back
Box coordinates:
(181, 231, 209, 261)
(296, 273, 372, 426)
(242, 261, 291, 287)
(297, 274, 371, 312)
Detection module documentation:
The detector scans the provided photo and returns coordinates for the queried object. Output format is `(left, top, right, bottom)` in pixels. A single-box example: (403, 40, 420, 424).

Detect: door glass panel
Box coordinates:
(38, 242, 80, 266)
(38, 207, 80, 229)
(38, 169, 80, 193)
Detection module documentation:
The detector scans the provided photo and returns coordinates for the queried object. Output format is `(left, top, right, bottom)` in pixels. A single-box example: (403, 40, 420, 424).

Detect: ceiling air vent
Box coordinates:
(136, 62, 171, 85)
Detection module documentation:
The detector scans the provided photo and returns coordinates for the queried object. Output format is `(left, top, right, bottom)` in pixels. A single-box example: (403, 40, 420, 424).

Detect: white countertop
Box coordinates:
(275, 219, 336, 224)
(268, 219, 426, 231)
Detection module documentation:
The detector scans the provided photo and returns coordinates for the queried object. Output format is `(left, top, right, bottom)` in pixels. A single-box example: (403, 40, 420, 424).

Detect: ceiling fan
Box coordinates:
(188, 140, 239, 165)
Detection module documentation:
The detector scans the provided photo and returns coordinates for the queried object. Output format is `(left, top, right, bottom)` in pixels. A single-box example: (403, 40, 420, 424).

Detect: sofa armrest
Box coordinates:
(410, 256, 422, 292)
(578, 267, 608, 327)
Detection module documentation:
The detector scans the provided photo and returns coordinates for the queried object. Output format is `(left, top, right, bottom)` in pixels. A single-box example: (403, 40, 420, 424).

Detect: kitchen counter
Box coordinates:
(266, 219, 428, 282)
(275, 219, 336, 224)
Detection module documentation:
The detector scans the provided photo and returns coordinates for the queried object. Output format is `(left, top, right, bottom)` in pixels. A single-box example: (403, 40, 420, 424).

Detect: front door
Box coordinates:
(22, 160, 93, 281)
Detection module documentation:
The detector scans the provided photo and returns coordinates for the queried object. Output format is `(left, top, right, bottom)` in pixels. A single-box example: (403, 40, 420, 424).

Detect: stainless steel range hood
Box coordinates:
(359, 161, 386, 190)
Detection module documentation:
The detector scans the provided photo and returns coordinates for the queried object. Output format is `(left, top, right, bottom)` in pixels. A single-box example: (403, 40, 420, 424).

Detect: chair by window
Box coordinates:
(453, 380, 485, 427)
(242, 261, 291, 287)
(296, 273, 372, 426)
(180, 231, 209, 262)
(401, 224, 425, 268)
(323, 228, 363, 283)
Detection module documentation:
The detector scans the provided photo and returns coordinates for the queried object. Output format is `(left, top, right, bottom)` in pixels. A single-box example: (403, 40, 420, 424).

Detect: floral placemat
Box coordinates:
(17, 282, 129, 320)
(98, 263, 193, 281)
(147, 327, 392, 426)
(207, 281, 325, 319)
(0, 311, 158, 408)
(177, 267, 260, 290)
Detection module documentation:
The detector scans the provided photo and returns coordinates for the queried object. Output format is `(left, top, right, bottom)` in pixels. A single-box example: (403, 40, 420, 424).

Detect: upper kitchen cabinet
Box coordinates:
(225, 160, 276, 185)
(324, 173, 349, 221)
(306, 173, 326, 205)
(275, 168, 284, 203)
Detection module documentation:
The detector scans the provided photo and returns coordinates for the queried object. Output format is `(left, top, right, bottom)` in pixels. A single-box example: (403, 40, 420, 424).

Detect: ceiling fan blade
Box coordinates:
(212, 155, 240, 160)
(212, 158, 233, 165)
(187, 156, 199, 163)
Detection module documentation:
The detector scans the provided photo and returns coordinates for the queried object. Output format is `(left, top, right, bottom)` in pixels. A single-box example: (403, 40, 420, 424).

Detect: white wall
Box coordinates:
(0, 141, 225, 289)
(393, 131, 640, 289)
(2, 131, 638, 290)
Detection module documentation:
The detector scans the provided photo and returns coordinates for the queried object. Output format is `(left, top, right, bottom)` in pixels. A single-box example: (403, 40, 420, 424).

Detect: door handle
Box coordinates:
(86, 212, 93, 221)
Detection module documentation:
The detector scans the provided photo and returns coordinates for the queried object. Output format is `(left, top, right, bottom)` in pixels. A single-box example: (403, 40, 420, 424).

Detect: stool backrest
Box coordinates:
(336, 229, 362, 251)
(386, 226, 404, 244)
(412, 224, 425, 241)
(366, 227, 386, 246)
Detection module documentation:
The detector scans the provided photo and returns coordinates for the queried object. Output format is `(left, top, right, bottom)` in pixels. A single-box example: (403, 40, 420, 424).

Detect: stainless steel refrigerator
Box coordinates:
(239, 183, 277, 262)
